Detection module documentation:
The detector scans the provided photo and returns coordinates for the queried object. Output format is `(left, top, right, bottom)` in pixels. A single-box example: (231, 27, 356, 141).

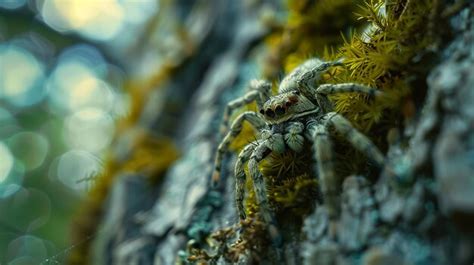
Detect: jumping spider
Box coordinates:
(211, 58, 385, 245)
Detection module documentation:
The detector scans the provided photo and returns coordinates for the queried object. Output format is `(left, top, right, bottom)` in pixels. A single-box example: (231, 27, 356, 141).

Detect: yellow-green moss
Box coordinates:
(243, 146, 317, 218)
(263, 0, 366, 79)
(326, 0, 436, 134)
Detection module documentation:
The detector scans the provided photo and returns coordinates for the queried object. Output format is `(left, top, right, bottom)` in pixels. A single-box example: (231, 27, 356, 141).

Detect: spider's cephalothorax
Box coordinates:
(211, 58, 385, 247)
(259, 90, 318, 125)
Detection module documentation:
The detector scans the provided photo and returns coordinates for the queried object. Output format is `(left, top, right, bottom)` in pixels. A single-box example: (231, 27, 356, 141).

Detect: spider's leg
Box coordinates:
(250, 79, 272, 109)
(281, 58, 344, 108)
(307, 120, 340, 222)
(234, 140, 259, 220)
(212, 111, 266, 187)
(316, 83, 381, 97)
(313, 83, 382, 113)
(248, 142, 282, 247)
(328, 112, 385, 167)
(220, 80, 271, 135)
(295, 59, 344, 86)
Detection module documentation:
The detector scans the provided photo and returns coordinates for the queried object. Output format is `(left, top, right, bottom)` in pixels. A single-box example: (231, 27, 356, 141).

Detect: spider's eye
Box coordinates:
(275, 106, 285, 116)
(293, 91, 300, 95)
(259, 109, 265, 115)
(265, 109, 275, 118)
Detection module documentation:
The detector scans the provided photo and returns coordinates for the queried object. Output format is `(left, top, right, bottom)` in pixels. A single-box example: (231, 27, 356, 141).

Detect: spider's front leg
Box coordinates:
(212, 112, 267, 187)
(327, 112, 384, 166)
(248, 141, 283, 247)
(220, 80, 271, 135)
(307, 112, 385, 238)
(307, 119, 340, 237)
(234, 141, 259, 220)
(313, 82, 382, 113)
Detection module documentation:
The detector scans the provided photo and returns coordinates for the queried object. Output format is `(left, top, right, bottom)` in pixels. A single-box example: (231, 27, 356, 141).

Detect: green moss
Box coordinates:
(328, 0, 437, 134)
(244, 145, 317, 219)
(263, 0, 366, 79)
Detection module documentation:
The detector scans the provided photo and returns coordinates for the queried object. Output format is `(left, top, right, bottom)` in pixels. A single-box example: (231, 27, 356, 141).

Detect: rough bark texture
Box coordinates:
(92, 1, 474, 264)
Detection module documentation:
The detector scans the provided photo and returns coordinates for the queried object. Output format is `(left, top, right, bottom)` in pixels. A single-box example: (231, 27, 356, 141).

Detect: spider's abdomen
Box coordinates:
(278, 58, 326, 93)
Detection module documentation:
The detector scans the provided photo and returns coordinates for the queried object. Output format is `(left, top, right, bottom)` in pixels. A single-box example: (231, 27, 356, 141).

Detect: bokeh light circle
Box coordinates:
(0, 188, 52, 232)
(0, 141, 24, 198)
(0, 45, 46, 107)
(0, 108, 20, 139)
(64, 108, 114, 153)
(7, 132, 50, 171)
(121, 1, 159, 24)
(0, 142, 14, 183)
(56, 150, 102, 192)
(58, 44, 107, 76)
(0, 0, 27, 10)
(40, 0, 125, 41)
(7, 235, 48, 263)
(47, 58, 115, 114)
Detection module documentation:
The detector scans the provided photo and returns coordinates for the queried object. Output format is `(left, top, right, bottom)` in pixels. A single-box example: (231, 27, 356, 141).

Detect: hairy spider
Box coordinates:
(211, 58, 385, 245)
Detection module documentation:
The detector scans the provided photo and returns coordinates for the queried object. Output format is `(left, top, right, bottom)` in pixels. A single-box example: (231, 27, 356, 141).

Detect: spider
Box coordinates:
(211, 58, 385, 245)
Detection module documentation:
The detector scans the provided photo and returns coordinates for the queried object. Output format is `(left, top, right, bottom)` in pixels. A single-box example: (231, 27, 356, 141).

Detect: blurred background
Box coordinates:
(0, 0, 162, 263)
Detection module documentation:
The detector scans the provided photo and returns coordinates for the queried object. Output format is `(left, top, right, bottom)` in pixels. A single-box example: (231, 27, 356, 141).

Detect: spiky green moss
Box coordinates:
(326, 0, 437, 134)
(244, 145, 317, 218)
(264, 0, 366, 79)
